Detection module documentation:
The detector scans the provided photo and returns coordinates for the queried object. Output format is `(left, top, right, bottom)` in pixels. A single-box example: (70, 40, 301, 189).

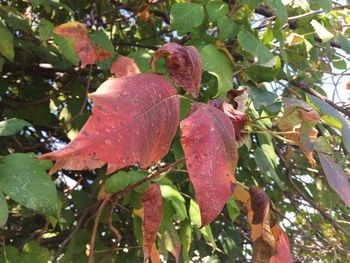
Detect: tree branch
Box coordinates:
(289, 80, 350, 118)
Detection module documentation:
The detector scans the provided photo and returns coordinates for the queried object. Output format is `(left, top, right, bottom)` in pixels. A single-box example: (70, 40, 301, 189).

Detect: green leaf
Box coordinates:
(0, 118, 32, 136)
(53, 35, 79, 66)
(170, 3, 205, 32)
(0, 57, 5, 73)
(200, 44, 233, 96)
(0, 246, 24, 263)
(226, 199, 239, 222)
(0, 192, 8, 227)
(179, 220, 192, 263)
(105, 170, 147, 193)
(189, 199, 217, 250)
(307, 94, 350, 153)
(337, 32, 350, 54)
(105, 171, 131, 193)
(240, 0, 261, 8)
(189, 198, 201, 228)
(318, 152, 350, 208)
(318, 0, 332, 12)
(311, 20, 334, 42)
(0, 23, 14, 61)
(89, 31, 114, 54)
(266, 0, 288, 24)
(248, 86, 281, 114)
(0, 153, 57, 217)
(237, 29, 274, 64)
(245, 56, 282, 83)
(254, 147, 285, 189)
(128, 49, 153, 72)
(38, 19, 54, 41)
(22, 241, 51, 263)
(160, 184, 187, 221)
(217, 16, 239, 40)
(206, 1, 229, 23)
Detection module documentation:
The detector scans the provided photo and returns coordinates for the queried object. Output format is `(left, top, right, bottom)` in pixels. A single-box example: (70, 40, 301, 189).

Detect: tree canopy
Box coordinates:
(0, 0, 350, 262)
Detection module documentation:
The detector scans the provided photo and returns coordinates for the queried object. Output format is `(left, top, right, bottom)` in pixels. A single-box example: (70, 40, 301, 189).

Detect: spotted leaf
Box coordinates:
(180, 103, 238, 226)
(39, 73, 180, 175)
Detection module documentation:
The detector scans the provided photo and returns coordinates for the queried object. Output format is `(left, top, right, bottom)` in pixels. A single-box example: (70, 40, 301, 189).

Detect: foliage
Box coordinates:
(0, 0, 350, 262)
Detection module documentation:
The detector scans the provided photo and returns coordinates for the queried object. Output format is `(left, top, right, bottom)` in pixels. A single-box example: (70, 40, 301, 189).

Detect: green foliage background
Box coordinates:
(0, 0, 350, 262)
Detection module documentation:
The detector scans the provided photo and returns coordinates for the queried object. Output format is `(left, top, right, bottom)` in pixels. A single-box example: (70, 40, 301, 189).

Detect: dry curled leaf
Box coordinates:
(53, 22, 97, 67)
(227, 87, 249, 112)
(142, 183, 163, 262)
(277, 98, 320, 166)
(110, 55, 141, 77)
(180, 102, 238, 226)
(151, 43, 202, 97)
(244, 186, 292, 263)
(39, 73, 179, 175)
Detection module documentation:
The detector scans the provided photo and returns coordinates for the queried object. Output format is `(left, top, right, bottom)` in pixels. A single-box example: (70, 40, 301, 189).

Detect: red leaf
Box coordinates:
(270, 227, 293, 263)
(318, 152, 350, 208)
(151, 43, 202, 98)
(180, 103, 238, 226)
(142, 184, 163, 262)
(53, 22, 97, 67)
(39, 74, 179, 175)
(110, 55, 141, 77)
(208, 99, 248, 139)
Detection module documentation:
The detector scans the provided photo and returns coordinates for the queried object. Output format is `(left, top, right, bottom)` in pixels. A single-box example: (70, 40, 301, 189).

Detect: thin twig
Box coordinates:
(88, 197, 111, 263)
(51, 203, 99, 263)
(277, 149, 350, 237)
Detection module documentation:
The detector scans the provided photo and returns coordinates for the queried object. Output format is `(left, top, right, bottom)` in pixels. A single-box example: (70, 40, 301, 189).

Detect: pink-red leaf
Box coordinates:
(39, 73, 179, 175)
(142, 184, 163, 262)
(110, 55, 141, 77)
(270, 227, 293, 263)
(53, 22, 97, 67)
(208, 99, 248, 139)
(318, 152, 350, 208)
(180, 103, 238, 226)
(151, 43, 202, 98)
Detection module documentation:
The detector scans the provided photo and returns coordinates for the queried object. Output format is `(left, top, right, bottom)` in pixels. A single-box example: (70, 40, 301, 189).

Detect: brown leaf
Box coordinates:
(53, 22, 97, 67)
(208, 99, 249, 139)
(150, 244, 161, 263)
(110, 55, 141, 77)
(39, 73, 179, 175)
(151, 43, 202, 97)
(180, 103, 238, 226)
(232, 184, 250, 203)
(318, 152, 350, 208)
(95, 47, 112, 62)
(142, 184, 163, 262)
(138, 7, 152, 21)
(227, 87, 248, 112)
(248, 186, 279, 263)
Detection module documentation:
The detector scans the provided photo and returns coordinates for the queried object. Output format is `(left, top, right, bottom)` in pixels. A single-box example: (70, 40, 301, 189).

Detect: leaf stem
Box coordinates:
(247, 123, 297, 144)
